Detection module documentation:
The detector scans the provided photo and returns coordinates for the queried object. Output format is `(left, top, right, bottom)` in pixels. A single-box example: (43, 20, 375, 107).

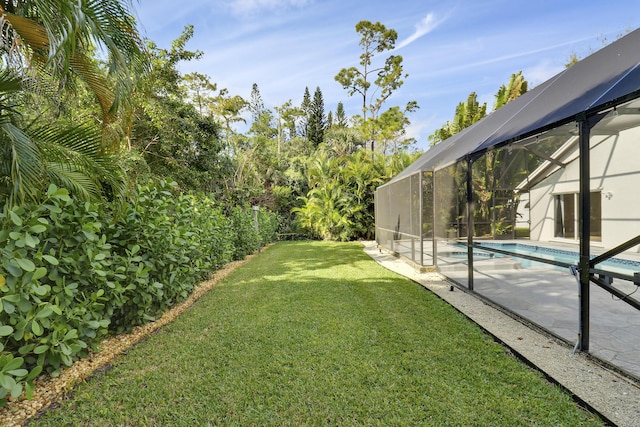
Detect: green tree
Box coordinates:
(307, 86, 326, 147)
(182, 72, 218, 115)
(494, 71, 527, 110)
(249, 106, 276, 138)
(0, 0, 147, 123)
(0, 0, 147, 206)
(210, 88, 247, 152)
(335, 20, 415, 152)
(428, 92, 487, 146)
(274, 99, 304, 142)
(335, 21, 399, 120)
(299, 86, 311, 138)
(428, 73, 530, 237)
(334, 101, 348, 127)
(234, 108, 276, 199)
(128, 27, 225, 194)
(364, 102, 419, 154)
(249, 83, 265, 124)
(323, 127, 364, 157)
(429, 73, 530, 146)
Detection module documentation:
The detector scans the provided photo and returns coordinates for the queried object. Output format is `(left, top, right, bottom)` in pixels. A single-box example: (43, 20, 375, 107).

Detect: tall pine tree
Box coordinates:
(335, 101, 348, 127)
(249, 83, 265, 124)
(307, 86, 326, 147)
(299, 86, 311, 137)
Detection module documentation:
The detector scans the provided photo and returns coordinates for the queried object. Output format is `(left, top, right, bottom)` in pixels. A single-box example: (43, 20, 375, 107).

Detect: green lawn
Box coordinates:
(30, 241, 602, 426)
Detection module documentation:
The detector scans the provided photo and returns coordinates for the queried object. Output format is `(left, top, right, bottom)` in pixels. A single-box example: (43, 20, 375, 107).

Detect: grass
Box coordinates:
(30, 241, 603, 426)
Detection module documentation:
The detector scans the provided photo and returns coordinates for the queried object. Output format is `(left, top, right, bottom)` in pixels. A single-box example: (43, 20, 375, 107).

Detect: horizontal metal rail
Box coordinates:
(590, 267, 640, 284)
(375, 226, 421, 240)
(468, 242, 640, 312)
(469, 242, 574, 269)
(590, 234, 640, 266)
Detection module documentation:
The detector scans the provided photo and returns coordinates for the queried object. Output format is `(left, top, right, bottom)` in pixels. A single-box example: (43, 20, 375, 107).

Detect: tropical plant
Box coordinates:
(294, 150, 419, 241)
(0, 0, 148, 207)
(428, 92, 487, 146)
(429, 73, 529, 237)
(323, 126, 364, 157)
(494, 71, 528, 110)
(126, 27, 229, 195)
(0, 0, 147, 126)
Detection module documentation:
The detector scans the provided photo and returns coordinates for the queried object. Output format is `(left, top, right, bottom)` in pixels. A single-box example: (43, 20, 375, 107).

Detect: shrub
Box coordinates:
(0, 185, 113, 402)
(257, 208, 280, 246)
(228, 206, 260, 260)
(228, 205, 281, 259)
(106, 181, 235, 330)
(0, 181, 279, 404)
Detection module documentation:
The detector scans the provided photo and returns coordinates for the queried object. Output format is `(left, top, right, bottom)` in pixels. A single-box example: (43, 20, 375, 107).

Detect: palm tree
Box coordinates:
(494, 71, 528, 110)
(1, 0, 146, 118)
(428, 92, 487, 146)
(0, 0, 148, 206)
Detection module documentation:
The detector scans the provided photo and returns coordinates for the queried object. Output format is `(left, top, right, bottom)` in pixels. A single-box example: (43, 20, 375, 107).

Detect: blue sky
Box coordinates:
(134, 0, 639, 150)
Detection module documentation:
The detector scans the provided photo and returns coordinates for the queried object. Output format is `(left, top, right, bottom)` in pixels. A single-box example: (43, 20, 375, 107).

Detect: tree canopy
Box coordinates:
(428, 72, 530, 146)
(335, 20, 417, 153)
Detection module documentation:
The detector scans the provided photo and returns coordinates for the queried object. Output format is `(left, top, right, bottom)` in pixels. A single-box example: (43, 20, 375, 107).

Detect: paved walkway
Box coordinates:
(362, 241, 640, 427)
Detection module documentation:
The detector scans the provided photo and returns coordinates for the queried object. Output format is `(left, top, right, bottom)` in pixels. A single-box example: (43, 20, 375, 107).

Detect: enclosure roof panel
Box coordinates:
(384, 27, 640, 187)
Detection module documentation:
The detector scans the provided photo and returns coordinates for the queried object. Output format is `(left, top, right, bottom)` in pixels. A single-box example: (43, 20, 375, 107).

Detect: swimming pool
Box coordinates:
(462, 242, 640, 275)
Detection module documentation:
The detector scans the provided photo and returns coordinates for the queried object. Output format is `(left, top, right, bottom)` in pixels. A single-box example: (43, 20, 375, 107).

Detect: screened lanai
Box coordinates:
(375, 27, 640, 379)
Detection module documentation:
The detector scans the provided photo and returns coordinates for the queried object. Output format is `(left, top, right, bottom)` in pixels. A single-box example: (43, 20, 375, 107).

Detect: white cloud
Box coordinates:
(396, 13, 443, 50)
(228, 0, 313, 16)
(524, 59, 565, 87)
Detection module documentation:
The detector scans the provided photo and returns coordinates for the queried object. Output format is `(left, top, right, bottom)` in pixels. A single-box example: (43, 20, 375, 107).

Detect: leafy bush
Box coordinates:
(0, 181, 279, 405)
(229, 206, 260, 260)
(107, 182, 234, 330)
(294, 150, 419, 241)
(0, 185, 112, 402)
(228, 206, 280, 260)
(257, 208, 280, 246)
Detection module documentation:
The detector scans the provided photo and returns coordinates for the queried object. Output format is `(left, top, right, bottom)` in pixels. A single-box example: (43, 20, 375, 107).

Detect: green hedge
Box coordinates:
(0, 181, 279, 404)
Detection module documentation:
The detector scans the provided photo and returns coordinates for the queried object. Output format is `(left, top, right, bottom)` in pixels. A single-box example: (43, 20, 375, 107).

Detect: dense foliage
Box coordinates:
(294, 150, 419, 241)
(428, 71, 529, 146)
(0, 182, 278, 402)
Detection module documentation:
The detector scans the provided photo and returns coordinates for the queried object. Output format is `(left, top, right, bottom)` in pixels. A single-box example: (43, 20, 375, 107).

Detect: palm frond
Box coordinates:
(0, 68, 23, 94)
(0, 121, 43, 206)
(2, 0, 148, 121)
(44, 162, 98, 201)
(29, 120, 127, 203)
(0, 10, 50, 65)
(69, 53, 115, 123)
